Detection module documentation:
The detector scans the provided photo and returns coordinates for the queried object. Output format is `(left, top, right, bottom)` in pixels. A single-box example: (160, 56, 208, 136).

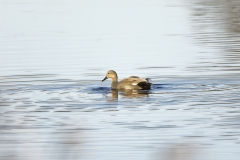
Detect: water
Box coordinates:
(1, 0, 240, 160)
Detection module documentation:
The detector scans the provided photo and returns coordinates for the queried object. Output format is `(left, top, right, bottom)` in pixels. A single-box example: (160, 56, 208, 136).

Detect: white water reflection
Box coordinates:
(187, 0, 240, 76)
(1, 0, 240, 160)
(0, 0, 210, 79)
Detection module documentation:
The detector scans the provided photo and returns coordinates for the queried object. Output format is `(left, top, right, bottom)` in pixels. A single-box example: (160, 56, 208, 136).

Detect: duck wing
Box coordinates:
(118, 77, 152, 90)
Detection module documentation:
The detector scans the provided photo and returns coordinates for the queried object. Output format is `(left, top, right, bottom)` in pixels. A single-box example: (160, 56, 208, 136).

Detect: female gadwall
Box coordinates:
(102, 70, 152, 90)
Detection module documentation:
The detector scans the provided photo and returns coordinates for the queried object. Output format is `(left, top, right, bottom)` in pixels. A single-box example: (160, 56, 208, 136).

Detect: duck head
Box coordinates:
(102, 70, 118, 82)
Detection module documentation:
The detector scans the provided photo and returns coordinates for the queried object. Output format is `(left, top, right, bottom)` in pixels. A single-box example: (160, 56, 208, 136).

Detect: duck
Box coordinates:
(102, 70, 152, 90)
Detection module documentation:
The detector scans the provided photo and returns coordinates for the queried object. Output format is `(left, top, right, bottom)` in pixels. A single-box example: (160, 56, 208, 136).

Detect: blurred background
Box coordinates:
(1, 0, 240, 160)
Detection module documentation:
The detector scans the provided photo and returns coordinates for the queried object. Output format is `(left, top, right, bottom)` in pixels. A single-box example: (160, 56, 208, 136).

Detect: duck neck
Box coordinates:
(111, 76, 118, 89)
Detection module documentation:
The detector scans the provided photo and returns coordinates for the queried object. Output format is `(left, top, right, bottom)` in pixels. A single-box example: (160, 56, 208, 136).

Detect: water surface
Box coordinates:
(1, 0, 240, 160)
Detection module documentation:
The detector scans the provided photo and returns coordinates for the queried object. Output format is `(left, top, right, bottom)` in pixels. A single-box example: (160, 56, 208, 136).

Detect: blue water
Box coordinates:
(1, 0, 240, 160)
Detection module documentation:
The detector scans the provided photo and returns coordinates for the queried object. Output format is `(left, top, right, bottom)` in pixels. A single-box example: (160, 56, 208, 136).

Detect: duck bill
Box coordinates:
(102, 77, 108, 82)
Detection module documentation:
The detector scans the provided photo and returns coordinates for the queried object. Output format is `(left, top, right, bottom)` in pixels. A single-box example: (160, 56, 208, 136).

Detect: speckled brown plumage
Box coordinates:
(102, 70, 152, 90)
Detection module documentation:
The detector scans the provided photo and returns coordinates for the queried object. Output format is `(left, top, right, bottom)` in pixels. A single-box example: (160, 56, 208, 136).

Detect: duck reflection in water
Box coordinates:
(107, 89, 149, 99)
